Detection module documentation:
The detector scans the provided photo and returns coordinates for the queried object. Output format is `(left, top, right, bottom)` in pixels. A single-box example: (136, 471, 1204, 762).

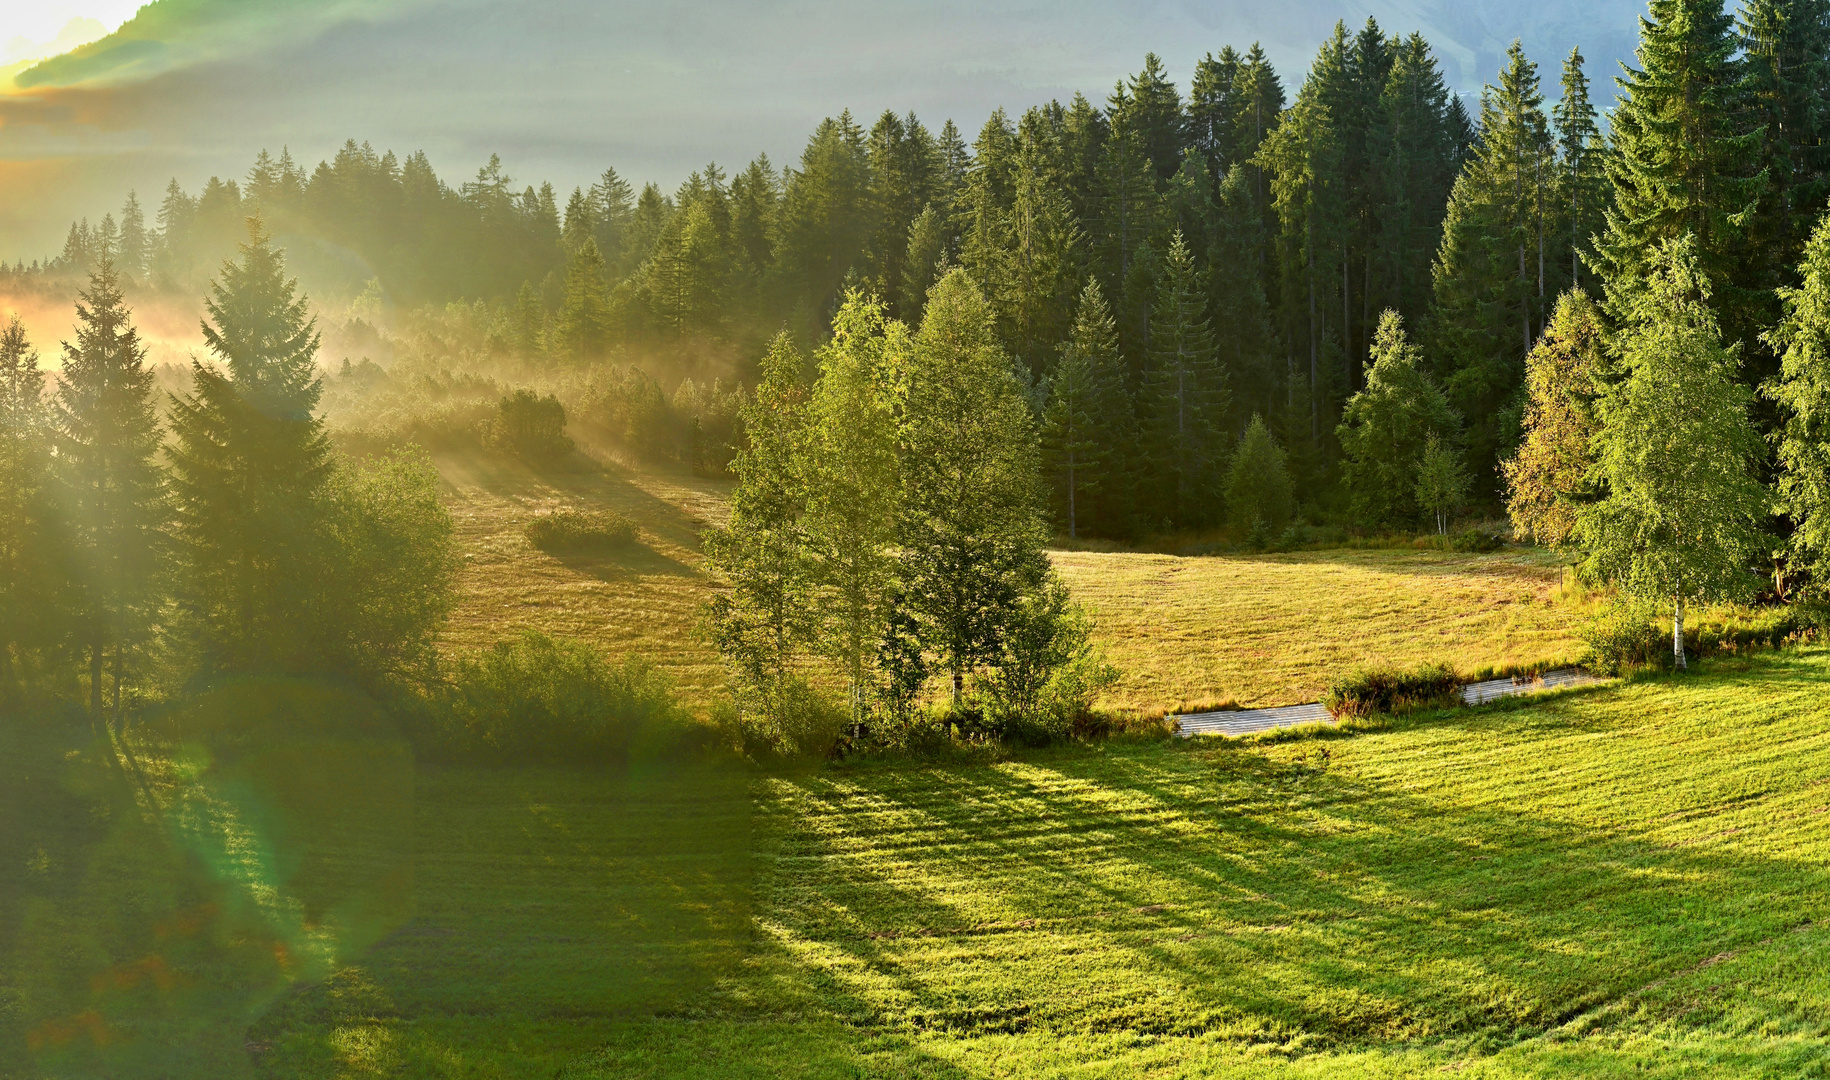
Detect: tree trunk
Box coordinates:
(1673, 594, 1688, 671)
(1067, 452, 1077, 540)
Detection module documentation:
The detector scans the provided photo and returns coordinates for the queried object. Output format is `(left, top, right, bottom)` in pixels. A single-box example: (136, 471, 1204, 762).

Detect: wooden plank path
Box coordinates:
(1174, 668, 1610, 738)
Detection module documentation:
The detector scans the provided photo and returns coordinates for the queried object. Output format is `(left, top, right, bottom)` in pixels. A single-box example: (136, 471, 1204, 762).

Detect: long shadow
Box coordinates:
(757, 660, 1830, 1053)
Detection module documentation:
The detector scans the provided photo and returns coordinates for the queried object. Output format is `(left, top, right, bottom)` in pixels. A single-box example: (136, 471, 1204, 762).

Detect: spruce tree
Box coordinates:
(899, 270, 1049, 705)
(1553, 49, 1607, 293)
(168, 219, 333, 674)
(1258, 82, 1343, 444)
(1044, 279, 1132, 538)
(554, 238, 613, 359)
(1142, 232, 1228, 526)
(118, 192, 148, 280)
(1189, 47, 1242, 175)
(1764, 211, 1830, 594)
(1211, 166, 1277, 425)
(1503, 289, 1607, 547)
(1594, 0, 1766, 352)
(52, 255, 167, 719)
(1580, 237, 1768, 668)
(1742, 0, 1830, 307)
(1225, 415, 1295, 535)
(0, 316, 53, 700)
(1337, 311, 1459, 528)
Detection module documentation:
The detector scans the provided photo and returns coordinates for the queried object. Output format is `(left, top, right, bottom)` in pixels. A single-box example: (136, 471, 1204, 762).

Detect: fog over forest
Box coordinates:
(0, 0, 1641, 260)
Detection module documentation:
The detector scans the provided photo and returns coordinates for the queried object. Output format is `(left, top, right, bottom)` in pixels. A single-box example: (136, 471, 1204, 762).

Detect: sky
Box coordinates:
(0, 0, 1649, 261)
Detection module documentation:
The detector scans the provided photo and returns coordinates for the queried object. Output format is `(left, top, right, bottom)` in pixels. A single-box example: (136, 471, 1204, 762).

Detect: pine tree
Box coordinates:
(1211, 165, 1277, 425)
(1225, 414, 1295, 534)
(1503, 289, 1607, 547)
(1764, 211, 1830, 595)
(1189, 47, 1242, 176)
(1044, 279, 1132, 538)
(168, 220, 333, 674)
(52, 255, 166, 720)
(1594, 0, 1766, 352)
(1092, 123, 1165, 354)
(1112, 54, 1186, 181)
(1553, 48, 1607, 293)
(0, 316, 53, 700)
(1370, 32, 1460, 321)
(1337, 310, 1459, 528)
(1580, 237, 1768, 668)
(1142, 232, 1228, 526)
(705, 333, 820, 724)
(1742, 0, 1830, 310)
(900, 205, 948, 318)
(562, 186, 597, 251)
(118, 192, 148, 280)
(554, 238, 613, 359)
(899, 270, 1049, 705)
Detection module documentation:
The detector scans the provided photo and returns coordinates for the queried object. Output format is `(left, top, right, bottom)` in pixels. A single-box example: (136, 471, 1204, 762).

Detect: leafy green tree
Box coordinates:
(899, 271, 1049, 705)
(1580, 237, 1768, 668)
(804, 296, 907, 724)
(1337, 311, 1459, 528)
(1142, 232, 1228, 526)
(322, 449, 456, 686)
(1043, 279, 1132, 538)
(0, 316, 54, 700)
(1503, 289, 1607, 546)
(52, 255, 167, 719)
(705, 333, 819, 722)
(1415, 434, 1469, 534)
(1764, 212, 1830, 595)
(1225, 414, 1294, 534)
(168, 220, 333, 674)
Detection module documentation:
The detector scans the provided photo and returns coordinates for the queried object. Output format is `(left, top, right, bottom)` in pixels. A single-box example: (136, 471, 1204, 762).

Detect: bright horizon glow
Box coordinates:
(5, 3, 144, 58)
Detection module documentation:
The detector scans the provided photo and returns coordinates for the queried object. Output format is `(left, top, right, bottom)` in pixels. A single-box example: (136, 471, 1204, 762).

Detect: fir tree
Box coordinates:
(1337, 310, 1459, 528)
(1211, 165, 1277, 425)
(1594, 0, 1766, 352)
(554, 238, 613, 359)
(1142, 232, 1228, 526)
(1742, 0, 1830, 309)
(168, 220, 333, 674)
(1225, 414, 1295, 534)
(1764, 211, 1830, 595)
(52, 255, 166, 720)
(1044, 279, 1132, 538)
(118, 192, 149, 280)
(1580, 237, 1768, 668)
(1553, 48, 1606, 293)
(0, 316, 53, 700)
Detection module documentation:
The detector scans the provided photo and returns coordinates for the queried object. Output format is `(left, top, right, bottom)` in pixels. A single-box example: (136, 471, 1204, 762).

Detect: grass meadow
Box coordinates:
(8, 651, 1830, 1077)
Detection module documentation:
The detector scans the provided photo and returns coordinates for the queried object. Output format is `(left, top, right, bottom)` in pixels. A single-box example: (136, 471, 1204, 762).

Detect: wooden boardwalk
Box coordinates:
(1174, 668, 1609, 738)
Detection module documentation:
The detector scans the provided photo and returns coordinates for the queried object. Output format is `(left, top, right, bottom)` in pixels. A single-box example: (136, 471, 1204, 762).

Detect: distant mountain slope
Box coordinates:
(0, 0, 1649, 258)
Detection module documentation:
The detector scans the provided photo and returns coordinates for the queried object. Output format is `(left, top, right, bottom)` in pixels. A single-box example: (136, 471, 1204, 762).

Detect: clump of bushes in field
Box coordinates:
(1322, 663, 1461, 719)
(487, 389, 574, 461)
(1581, 601, 1806, 675)
(525, 508, 638, 552)
(410, 631, 700, 763)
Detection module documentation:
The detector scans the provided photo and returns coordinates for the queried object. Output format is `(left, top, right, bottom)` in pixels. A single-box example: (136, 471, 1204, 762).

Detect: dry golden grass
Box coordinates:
(431, 451, 1584, 715)
(434, 449, 730, 700)
(1053, 547, 1585, 714)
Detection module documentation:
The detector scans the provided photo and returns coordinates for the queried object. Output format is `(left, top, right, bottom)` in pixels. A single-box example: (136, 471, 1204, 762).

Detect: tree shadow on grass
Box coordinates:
(755, 665, 1830, 1056)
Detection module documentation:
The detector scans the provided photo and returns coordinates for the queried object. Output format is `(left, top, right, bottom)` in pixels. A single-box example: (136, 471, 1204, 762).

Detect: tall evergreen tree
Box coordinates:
(1337, 310, 1459, 528)
(1043, 278, 1133, 538)
(1553, 48, 1607, 293)
(117, 192, 148, 280)
(1594, 0, 1766, 354)
(554, 238, 613, 359)
(1503, 289, 1607, 547)
(1142, 232, 1228, 526)
(168, 220, 333, 674)
(1742, 0, 1830, 310)
(52, 255, 166, 719)
(0, 316, 53, 700)
(1259, 81, 1344, 444)
(1764, 211, 1830, 594)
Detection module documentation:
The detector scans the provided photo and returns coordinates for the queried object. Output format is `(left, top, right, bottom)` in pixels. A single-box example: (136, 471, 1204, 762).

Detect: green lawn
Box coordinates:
(7, 652, 1830, 1077)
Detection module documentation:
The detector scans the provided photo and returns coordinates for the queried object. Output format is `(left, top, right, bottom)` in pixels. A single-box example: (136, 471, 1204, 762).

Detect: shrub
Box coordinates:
(1451, 528, 1505, 553)
(1578, 601, 1666, 675)
(1582, 601, 1806, 674)
(525, 509, 637, 552)
(977, 578, 1120, 745)
(419, 631, 693, 763)
(488, 389, 573, 460)
(1323, 663, 1460, 719)
(733, 676, 849, 760)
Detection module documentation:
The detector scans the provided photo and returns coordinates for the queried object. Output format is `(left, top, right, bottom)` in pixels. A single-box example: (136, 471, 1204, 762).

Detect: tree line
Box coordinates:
(0, 224, 454, 718)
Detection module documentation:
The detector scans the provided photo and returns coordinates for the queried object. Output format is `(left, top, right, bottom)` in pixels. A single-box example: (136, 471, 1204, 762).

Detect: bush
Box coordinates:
(1582, 601, 1806, 675)
(418, 631, 694, 763)
(977, 578, 1120, 745)
(732, 676, 849, 760)
(525, 509, 637, 552)
(1323, 662, 1460, 719)
(488, 389, 573, 460)
(1451, 528, 1505, 553)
